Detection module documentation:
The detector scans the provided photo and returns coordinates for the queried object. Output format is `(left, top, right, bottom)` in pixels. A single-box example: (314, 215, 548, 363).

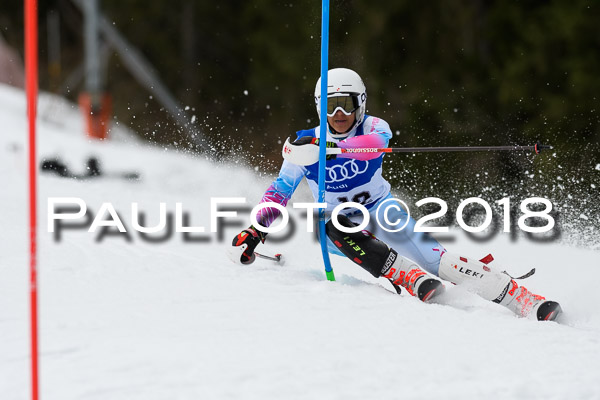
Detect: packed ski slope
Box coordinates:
(1, 83, 599, 400)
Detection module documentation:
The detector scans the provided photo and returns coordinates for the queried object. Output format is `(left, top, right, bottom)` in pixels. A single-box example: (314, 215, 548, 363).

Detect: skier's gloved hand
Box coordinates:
(230, 226, 267, 264)
(292, 136, 316, 146)
(314, 139, 338, 160)
(292, 137, 337, 160)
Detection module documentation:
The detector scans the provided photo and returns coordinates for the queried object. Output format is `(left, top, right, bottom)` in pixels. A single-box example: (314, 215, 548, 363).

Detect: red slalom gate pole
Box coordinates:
(25, 0, 39, 398)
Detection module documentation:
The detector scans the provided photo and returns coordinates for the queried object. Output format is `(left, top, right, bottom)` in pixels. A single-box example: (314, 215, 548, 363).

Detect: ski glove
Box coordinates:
(231, 226, 267, 264)
(292, 136, 338, 160)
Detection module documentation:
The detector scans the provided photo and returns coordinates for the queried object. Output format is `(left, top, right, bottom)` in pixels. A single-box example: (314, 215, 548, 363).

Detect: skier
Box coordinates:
(229, 68, 561, 321)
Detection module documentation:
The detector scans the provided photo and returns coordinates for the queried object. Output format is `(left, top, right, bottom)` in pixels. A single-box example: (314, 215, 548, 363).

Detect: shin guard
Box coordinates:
(325, 215, 393, 278)
(438, 253, 511, 301)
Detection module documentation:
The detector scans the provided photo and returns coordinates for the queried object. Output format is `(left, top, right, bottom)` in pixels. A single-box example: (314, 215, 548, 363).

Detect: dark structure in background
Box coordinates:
(0, 32, 24, 87)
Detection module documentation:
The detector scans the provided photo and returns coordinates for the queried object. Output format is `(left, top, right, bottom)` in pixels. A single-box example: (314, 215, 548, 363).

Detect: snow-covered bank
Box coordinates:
(1, 83, 599, 399)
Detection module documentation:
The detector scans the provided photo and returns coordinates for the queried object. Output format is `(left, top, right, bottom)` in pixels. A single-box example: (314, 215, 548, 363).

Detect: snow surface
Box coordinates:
(1, 83, 599, 399)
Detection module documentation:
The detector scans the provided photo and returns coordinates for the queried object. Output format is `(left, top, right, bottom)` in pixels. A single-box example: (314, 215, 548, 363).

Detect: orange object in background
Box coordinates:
(79, 92, 111, 139)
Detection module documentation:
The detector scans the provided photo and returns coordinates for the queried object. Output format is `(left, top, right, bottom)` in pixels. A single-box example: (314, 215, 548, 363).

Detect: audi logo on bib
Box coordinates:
(326, 159, 369, 183)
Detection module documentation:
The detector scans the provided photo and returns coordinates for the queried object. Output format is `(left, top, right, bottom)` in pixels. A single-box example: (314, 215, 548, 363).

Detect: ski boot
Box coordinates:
(496, 279, 562, 321)
(382, 251, 445, 302)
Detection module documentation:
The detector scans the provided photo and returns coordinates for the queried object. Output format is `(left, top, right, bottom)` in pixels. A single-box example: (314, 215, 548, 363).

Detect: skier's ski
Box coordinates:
(536, 301, 562, 321)
(390, 277, 562, 322)
(417, 278, 445, 302)
(388, 277, 445, 302)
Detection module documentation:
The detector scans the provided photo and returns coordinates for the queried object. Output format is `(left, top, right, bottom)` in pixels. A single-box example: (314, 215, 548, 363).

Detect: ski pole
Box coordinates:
(255, 251, 284, 264)
(327, 142, 552, 156)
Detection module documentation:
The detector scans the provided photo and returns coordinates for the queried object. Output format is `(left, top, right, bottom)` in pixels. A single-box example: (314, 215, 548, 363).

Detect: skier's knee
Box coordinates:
(325, 214, 395, 278)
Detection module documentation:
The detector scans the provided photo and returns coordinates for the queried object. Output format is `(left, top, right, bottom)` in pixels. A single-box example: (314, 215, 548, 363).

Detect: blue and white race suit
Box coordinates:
(256, 115, 445, 275)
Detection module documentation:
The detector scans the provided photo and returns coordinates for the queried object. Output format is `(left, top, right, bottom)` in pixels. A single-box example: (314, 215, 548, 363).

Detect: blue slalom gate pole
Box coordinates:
(318, 0, 335, 281)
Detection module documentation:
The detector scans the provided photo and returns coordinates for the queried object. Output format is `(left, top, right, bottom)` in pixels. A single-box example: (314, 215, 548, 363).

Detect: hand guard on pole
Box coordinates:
(228, 226, 267, 265)
(282, 137, 337, 165)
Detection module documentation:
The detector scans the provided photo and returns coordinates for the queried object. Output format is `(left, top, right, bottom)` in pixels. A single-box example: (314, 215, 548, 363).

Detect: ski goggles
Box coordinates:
(326, 94, 361, 117)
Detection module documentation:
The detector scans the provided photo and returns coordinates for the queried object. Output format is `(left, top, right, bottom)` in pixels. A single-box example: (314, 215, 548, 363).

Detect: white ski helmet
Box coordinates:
(314, 68, 367, 134)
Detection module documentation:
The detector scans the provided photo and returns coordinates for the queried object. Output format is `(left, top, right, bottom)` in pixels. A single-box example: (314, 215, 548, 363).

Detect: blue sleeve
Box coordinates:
(255, 161, 307, 227)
